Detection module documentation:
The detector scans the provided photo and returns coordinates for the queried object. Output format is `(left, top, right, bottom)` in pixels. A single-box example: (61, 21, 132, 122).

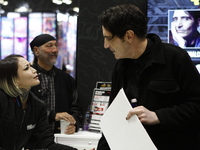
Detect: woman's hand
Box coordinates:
(126, 106, 160, 125)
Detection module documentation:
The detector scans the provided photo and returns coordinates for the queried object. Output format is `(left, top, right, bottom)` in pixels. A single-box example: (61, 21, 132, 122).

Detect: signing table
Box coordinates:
(54, 130, 101, 150)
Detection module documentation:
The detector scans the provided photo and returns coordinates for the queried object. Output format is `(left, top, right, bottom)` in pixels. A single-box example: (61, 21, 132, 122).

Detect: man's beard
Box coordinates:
(37, 50, 57, 66)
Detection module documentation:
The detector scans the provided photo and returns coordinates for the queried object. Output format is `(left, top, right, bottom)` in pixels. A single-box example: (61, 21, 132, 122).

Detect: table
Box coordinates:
(54, 130, 102, 150)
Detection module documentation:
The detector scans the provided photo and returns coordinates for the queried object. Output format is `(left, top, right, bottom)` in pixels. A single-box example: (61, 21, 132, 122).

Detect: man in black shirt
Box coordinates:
(97, 4, 200, 150)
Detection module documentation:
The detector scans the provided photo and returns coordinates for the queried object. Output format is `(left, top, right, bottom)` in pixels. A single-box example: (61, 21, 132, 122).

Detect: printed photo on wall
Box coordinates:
(168, 9, 200, 48)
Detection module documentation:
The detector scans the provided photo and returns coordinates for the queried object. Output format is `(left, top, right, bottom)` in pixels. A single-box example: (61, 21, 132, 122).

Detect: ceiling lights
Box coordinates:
(0, 0, 8, 14)
(0, 0, 8, 6)
(15, 3, 32, 13)
(52, 0, 79, 14)
(73, 7, 79, 13)
(52, 0, 72, 5)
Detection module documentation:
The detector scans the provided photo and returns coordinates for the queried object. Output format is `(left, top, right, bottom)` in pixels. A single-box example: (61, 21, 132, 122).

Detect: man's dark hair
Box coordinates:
(98, 4, 147, 39)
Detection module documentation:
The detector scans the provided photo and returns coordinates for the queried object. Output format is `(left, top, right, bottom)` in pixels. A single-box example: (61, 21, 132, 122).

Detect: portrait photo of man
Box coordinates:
(168, 9, 200, 48)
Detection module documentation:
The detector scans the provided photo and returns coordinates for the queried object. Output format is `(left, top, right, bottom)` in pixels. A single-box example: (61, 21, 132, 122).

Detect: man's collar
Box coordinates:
(35, 63, 55, 76)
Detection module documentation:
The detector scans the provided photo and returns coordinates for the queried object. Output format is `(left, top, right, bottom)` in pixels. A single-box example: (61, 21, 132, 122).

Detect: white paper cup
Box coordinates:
(60, 120, 70, 134)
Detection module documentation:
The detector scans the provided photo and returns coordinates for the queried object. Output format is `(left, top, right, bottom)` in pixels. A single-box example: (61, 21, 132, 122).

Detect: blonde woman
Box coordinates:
(0, 54, 77, 150)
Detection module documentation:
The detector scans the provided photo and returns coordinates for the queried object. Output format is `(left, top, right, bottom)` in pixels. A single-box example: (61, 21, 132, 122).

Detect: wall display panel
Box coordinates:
(57, 18, 68, 70)
(168, 9, 200, 62)
(28, 37, 34, 62)
(42, 13, 56, 37)
(57, 14, 77, 77)
(65, 15, 77, 77)
(28, 13, 42, 37)
(28, 13, 43, 62)
(0, 17, 28, 59)
(147, 0, 200, 72)
(14, 37, 27, 58)
(168, 9, 200, 48)
(1, 17, 14, 59)
(14, 17, 27, 37)
(14, 17, 27, 59)
(1, 17, 13, 37)
(1, 37, 14, 59)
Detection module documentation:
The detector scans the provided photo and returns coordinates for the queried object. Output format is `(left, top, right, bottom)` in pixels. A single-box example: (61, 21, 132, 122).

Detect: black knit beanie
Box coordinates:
(30, 34, 56, 51)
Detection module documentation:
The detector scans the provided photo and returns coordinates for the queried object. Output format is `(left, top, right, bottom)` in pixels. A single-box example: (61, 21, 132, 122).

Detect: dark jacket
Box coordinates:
(0, 90, 77, 150)
(97, 34, 200, 150)
(31, 64, 82, 133)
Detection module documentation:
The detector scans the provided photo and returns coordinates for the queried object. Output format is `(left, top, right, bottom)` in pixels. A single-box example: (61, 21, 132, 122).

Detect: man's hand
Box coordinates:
(126, 106, 160, 125)
(65, 124, 76, 134)
(55, 112, 76, 124)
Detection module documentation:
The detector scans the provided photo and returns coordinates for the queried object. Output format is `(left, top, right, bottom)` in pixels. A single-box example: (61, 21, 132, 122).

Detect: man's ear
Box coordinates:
(125, 30, 135, 42)
(33, 46, 39, 56)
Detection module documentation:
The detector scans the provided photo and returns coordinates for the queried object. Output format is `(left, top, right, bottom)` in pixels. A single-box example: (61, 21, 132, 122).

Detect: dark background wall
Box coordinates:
(76, 0, 147, 120)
